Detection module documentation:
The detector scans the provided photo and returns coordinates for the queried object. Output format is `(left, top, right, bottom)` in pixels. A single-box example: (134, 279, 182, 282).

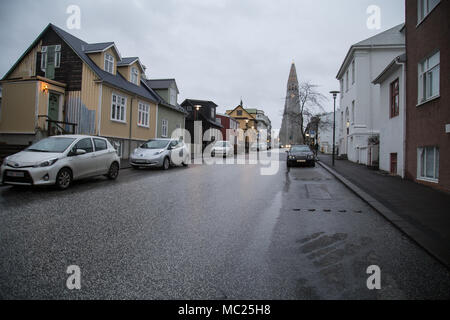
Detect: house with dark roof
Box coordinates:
(145, 79, 186, 139)
(180, 99, 223, 151)
(0, 23, 165, 159)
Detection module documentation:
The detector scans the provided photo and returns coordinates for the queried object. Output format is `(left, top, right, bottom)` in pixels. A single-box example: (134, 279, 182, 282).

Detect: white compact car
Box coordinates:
(130, 139, 190, 170)
(211, 141, 234, 158)
(1, 135, 121, 190)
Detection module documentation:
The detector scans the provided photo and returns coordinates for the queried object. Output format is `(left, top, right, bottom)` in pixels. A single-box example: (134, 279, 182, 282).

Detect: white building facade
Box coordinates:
(317, 112, 340, 154)
(336, 24, 405, 166)
(373, 54, 406, 177)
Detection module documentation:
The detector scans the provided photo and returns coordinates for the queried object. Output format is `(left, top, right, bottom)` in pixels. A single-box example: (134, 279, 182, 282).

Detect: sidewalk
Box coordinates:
(318, 153, 450, 269)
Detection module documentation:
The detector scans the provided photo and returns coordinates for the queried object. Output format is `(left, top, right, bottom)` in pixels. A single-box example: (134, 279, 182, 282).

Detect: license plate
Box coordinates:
(297, 160, 306, 163)
(7, 171, 25, 177)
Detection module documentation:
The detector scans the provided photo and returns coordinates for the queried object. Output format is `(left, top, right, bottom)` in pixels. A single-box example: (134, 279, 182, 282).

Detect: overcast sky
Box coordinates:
(0, 0, 404, 130)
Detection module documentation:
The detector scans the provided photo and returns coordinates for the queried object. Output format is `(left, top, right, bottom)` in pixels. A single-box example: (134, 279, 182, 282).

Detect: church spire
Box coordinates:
(288, 62, 298, 87)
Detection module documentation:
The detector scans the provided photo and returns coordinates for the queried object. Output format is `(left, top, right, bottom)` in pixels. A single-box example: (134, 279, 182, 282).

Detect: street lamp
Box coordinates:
(330, 91, 340, 167)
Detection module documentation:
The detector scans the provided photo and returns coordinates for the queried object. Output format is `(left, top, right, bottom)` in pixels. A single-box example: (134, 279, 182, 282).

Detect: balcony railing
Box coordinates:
(38, 115, 78, 136)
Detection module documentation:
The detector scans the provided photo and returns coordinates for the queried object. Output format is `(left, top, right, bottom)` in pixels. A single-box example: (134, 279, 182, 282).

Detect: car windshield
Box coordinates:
(26, 137, 76, 153)
(141, 140, 169, 149)
(291, 146, 311, 153)
(215, 142, 229, 147)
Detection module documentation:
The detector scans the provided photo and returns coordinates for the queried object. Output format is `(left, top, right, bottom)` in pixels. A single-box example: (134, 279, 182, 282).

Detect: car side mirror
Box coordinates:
(75, 149, 87, 155)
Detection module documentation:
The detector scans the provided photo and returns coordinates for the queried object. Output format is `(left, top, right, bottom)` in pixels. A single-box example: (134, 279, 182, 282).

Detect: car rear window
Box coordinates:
(94, 138, 108, 151)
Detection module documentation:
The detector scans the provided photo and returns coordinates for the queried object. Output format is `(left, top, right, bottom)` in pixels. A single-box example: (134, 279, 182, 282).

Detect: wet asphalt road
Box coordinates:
(0, 149, 449, 299)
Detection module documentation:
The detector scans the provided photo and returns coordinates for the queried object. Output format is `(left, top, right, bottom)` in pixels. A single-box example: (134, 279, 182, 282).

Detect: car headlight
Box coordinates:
(156, 149, 165, 155)
(1, 157, 8, 166)
(34, 158, 58, 168)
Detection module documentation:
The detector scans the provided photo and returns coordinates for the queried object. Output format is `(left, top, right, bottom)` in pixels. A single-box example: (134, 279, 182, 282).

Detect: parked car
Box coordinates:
(130, 139, 190, 170)
(0, 135, 120, 190)
(286, 145, 315, 167)
(211, 141, 234, 158)
(250, 142, 268, 152)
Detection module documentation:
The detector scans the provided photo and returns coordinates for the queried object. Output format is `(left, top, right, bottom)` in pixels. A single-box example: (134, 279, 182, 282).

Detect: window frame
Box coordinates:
(161, 119, 169, 138)
(418, 51, 440, 104)
(130, 67, 139, 85)
(417, 0, 440, 24)
(351, 60, 355, 84)
(390, 78, 400, 118)
(93, 138, 108, 152)
(111, 93, 127, 123)
(417, 146, 439, 182)
(104, 53, 115, 74)
(137, 101, 150, 128)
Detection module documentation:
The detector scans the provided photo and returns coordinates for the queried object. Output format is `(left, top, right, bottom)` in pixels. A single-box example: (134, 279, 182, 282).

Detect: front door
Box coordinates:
(48, 93, 60, 121)
(390, 153, 398, 175)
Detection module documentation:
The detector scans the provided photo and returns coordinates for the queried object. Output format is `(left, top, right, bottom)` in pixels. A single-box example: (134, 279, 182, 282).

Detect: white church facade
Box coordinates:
(336, 24, 405, 166)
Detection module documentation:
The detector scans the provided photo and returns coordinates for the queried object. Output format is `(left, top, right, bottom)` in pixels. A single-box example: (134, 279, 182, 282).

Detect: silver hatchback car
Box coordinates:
(130, 139, 190, 170)
(1, 135, 121, 190)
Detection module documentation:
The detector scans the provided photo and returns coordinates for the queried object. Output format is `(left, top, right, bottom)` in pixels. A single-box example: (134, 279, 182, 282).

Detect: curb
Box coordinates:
(317, 160, 450, 270)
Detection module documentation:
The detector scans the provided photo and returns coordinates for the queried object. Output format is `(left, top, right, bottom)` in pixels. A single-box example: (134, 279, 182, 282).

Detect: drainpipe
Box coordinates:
(128, 96, 136, 159)
(395, 56, 406, 179)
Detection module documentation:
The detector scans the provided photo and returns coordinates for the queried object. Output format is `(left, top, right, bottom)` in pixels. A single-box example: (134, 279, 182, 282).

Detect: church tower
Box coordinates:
(280, 62, 304, 146)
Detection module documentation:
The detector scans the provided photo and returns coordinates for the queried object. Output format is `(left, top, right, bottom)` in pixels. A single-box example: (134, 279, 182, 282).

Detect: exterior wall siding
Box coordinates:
(156, 106, 185, 138)
(0, 81, 37, 133)
(9, 42, 42, 79)
(405, 0, 450, 193)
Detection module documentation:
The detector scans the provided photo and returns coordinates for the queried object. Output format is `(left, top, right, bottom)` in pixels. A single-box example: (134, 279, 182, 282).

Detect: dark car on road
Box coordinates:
(286, 145, 315, 167)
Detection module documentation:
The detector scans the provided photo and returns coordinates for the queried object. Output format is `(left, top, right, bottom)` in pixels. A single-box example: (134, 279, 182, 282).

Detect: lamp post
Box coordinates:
(329, 91, 340, 166)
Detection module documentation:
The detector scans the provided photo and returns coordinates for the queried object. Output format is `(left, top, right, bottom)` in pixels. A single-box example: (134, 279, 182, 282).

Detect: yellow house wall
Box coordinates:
(100, 85, 156, 141)
(8, 41, 41, 79)
(117, 61, 142, 84)
(80, 63, 101, 133)
(0, 81, 37, 133)
(87, 47, 119, 75)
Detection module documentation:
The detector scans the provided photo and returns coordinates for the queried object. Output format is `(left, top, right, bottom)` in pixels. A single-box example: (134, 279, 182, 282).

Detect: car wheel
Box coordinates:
(56, 168, 72, 190)
(107, 162, 120, 180)
(182, 156, 189, 167)
(162, 157, 170, 170)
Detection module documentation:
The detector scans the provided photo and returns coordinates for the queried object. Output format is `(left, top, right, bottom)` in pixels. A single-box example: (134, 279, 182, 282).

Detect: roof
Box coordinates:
(83, 42, 114, 53)
(142, 82, 186, 115)
(336, 23, 405, 79)
(146, 79, 179, 94)
(372, 53, 406, 84)
(182, 99, 218, 109)
(2, 24, 159, 104)
(117, 57, 146, 72)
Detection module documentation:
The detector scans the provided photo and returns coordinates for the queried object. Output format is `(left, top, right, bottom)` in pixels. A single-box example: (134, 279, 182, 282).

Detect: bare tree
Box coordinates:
(283, 82, 328, 141)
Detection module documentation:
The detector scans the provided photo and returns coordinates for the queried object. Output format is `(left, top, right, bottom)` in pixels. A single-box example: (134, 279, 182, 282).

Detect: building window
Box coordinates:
(390, 78, 400, 118)
(418, 0, 440, 23)
(351, 101, 355, 123)
(211, 108, 215, 119)
(417, 146, 439, 181)
(131, 67, 139, 85)
(41, 46, 47, 70)
(418, 51, 440, 104)
(105, 53, 115, 74)
(138, 102, 150, 127)
(169, 88, 177, 106)
(345, 71, 349, 92)
(161, 119, 168, 137)
(340, 79, 344, 98)
(237, 110, 243, 116)
(55, 45, 61, 68)
(111, 93, 126, 122)
(351, 60, 355, 84)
